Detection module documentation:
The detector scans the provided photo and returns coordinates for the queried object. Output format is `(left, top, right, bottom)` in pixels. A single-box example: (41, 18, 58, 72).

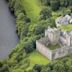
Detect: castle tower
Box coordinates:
(45, 27, 60, 45)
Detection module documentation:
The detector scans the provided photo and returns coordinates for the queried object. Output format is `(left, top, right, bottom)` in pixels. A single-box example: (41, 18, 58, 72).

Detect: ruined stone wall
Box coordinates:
(38, 37, 49, 45)
(59, 36, 66, 45)
(45, 29, 60, 45)
(36, 40, 52, 60)
(36, 40, 72, 60)
(52, 46, 72, 60)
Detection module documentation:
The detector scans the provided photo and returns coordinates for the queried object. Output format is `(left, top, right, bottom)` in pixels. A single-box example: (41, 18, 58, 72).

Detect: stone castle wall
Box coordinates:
(36, 40, 52, 60)
(36, 27, 72, 60)
(36, 40, 72, 60)
(45, 28, 60, 45)
(52, 46, 72, 60)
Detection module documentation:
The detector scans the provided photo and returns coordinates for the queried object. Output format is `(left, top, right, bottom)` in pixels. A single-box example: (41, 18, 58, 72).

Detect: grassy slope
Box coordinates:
(26, 51, 50, 70)
(60, 24, 72, 31)
(22, 0, 42, 23)
(29, 51, 50, 65)
(47, 44, 61, 50)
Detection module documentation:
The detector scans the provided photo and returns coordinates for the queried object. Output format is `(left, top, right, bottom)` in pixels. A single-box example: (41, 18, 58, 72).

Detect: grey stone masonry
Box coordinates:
(55, 15, 72, 27)
(36, 40, 52, 60)
(36, 39, 72, 60)
(36, 27, 72, 60)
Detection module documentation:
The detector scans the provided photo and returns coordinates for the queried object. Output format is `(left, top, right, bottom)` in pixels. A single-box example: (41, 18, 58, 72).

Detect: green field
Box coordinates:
(29, 51, 50, 65)
(60, 24, 72, 31)
(22, 0, 42, 22)
(47, 43, 61, 50)
(27, 51, 50, 70)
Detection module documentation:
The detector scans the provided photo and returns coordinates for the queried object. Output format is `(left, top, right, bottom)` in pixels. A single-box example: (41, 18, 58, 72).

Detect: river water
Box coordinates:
(0, 0, 18, 59)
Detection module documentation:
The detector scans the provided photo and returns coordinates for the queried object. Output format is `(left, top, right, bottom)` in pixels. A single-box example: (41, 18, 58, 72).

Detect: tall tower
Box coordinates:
(45, 27, 60, 45)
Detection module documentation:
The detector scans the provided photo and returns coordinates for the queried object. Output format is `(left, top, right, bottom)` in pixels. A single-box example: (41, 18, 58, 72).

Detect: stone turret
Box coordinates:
(45, 27, 60, 45)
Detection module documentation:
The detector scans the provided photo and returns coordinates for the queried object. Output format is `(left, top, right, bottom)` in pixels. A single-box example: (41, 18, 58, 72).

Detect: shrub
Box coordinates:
(40, 0, 50, 6)
(40, 7, 52, 20)
(33, 24, 45, 35)
(50, 0, 60, 11)
(62, 9, 71, 16)
(24, 41, 34, 54)
(33, 64, 42, 72)
(60, 0, 70, 7)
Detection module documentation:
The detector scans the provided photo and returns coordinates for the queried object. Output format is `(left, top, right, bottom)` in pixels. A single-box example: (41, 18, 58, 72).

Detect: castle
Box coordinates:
(36, 27, 72, 60)
(56, 15, 72, 27)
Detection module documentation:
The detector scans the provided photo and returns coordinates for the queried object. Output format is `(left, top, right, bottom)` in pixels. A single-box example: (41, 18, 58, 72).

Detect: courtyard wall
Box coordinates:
(36, 39, 72, 60)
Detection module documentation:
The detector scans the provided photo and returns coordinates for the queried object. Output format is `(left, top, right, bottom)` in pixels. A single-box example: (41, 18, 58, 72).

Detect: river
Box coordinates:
(0, 0, 18, 59)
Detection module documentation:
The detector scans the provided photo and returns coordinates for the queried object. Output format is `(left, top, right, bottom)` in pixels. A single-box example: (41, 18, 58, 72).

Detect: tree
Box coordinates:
(33, 24, 45, 35)
(69, 0, 72, 6)
(46, 18, 56, 27)
(50, 0, 60, 11)
(60, 0, 69, 7)
(62, 9, 71, 16)
(40, 7, 52, 20)
(24, 40, 35, 53)
(40, 0, 50, 6)
(0, 64, 9, 72)
(33, 64, 42, 72)
(8, 0, 16, 13)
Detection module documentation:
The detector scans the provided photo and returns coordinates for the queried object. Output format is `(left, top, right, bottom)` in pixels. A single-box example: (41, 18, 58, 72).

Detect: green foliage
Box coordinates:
(40, 0, 50, 6)
(24, 40, 35, 54)
(50, 0, 60, 11)
(47, 43, 61, 50)
(62, 9, 71, 16)
(29, 51, 50, 67)
(60, 24, 72, 31)
(16, 12, 30, 38)
(33, 64, 42, 72)
(22, 0, 42, 22)
(40, 0, 72, 11)
(60, 0, 69, 7)
(46, 18, 56, 27)
(0, 61, 9, 72)
(30, 56, 72, 72)
(33, 24, 45, 35)
(40, 7, 52, 20)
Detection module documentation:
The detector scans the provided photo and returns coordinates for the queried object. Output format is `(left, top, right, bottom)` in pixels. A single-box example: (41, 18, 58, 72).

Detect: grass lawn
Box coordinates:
(60, 24, 72, 31)
(47, 44, 61, 50)
(21, 0, 42, 22)
(27, 51, 50, 70)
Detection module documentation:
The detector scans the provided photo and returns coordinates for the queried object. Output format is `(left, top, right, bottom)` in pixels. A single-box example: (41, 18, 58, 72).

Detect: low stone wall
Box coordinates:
(52, 46, 72, 60)
(36, 41, 52, 60)
(36, 40, 72, 60)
